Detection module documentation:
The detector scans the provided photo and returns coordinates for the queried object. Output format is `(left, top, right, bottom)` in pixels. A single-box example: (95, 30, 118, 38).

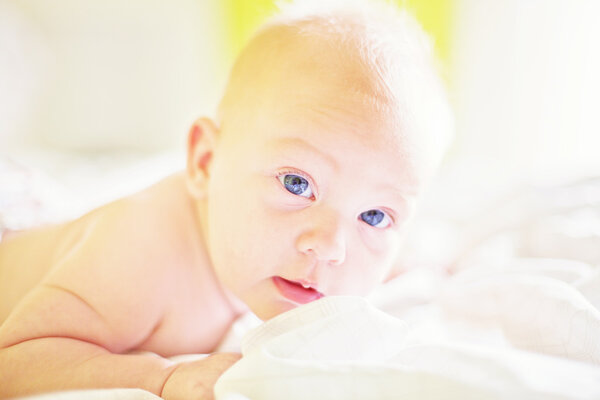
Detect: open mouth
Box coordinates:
(272, 276, 324, 304)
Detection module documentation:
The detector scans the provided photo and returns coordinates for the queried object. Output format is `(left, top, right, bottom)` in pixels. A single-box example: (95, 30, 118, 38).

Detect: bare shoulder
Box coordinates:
(47, 173, 205, 339)
(80, 174, 198, 264)
(55, 173, 198, 283)
(0, 173, 215, 354)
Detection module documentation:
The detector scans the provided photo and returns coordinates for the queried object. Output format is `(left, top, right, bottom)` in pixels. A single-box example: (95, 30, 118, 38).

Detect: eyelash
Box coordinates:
(275, 168, 396, 229)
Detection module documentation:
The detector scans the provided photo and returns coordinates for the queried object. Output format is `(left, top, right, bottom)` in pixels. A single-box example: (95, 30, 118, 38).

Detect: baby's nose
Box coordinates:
(295, 211, 346, 266)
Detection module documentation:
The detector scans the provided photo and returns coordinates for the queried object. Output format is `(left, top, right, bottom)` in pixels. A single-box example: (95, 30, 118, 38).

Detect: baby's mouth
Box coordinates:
(272, 276, 324, 305)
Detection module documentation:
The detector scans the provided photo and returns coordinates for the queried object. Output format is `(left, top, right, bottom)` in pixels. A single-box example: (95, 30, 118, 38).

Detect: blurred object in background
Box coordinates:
(1, 0, 227, 153)
(0, 1, 49, 150)
(451, 0, 600, 187)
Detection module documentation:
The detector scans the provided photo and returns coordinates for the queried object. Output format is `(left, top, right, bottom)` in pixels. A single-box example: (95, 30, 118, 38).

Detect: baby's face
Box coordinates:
(204, 89, 426, 320)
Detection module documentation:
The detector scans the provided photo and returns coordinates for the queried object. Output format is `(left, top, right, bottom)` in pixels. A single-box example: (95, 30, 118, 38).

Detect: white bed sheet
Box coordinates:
(213, 259, 600, 400)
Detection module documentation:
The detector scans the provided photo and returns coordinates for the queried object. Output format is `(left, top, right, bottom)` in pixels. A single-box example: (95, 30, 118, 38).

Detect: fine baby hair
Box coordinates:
(218, 0, 453, 173)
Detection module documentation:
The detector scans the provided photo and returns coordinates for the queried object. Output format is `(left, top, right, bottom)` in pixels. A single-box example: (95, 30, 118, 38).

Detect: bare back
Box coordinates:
(0, 173, 242, 356)
(0, 222, 71, 324)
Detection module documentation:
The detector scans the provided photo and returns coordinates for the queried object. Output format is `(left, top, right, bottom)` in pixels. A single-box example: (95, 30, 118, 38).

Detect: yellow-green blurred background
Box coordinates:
(222, 0, 453, 65)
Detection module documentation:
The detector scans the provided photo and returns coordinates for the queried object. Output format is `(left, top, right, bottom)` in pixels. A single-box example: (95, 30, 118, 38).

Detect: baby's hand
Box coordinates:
(161, 352, 241, 400)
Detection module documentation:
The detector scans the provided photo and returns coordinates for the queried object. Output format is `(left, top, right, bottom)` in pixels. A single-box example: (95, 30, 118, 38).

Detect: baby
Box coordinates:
(0, 0, 452, 399)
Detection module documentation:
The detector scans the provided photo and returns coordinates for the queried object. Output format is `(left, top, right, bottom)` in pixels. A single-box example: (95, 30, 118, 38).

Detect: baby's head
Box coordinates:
(186, 0, 453, 320)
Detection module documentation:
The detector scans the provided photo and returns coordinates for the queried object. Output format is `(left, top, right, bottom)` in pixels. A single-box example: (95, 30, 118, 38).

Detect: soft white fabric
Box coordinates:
(215, 269, 600, 400)
(437, 267, 600, 364)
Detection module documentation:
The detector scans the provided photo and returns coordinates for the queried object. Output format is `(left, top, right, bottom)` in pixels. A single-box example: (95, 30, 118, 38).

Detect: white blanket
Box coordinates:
(215, 259, 600, 400)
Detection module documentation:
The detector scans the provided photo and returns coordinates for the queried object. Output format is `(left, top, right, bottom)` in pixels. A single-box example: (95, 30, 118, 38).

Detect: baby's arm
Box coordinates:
(0, 330, 175, 396)
(0, 330, 239, 399)
(0, 200, 236, 399)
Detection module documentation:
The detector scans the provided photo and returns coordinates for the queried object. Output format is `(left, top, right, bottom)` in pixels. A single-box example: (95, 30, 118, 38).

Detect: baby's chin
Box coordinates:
(250, 300, 298, 321)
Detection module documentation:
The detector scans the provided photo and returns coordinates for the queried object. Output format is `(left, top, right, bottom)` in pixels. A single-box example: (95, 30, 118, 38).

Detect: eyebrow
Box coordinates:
(267, 137, 339, 172)
(379, 182, 419, 199)
(377, 185, 418, 215)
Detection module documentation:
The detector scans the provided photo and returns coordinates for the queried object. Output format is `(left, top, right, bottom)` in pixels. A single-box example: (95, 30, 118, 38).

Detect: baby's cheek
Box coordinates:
(358, 225, 398, 255)
(333, 269, 384, 296)
(328, 254, 387, 296)
(359, 231, 399, 276)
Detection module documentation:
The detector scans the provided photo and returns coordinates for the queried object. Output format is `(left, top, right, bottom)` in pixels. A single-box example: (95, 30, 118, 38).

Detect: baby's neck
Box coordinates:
(164, 172, 248, 318)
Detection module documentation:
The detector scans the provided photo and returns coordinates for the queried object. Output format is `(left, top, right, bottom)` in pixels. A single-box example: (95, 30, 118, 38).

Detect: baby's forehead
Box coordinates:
(273, 95, 401, 143)
(261, 98, 411, 166)
(223, 48, 405, 147)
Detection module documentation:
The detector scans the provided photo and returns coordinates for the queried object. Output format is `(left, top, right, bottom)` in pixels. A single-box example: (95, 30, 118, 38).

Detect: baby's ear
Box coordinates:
(185, 117, 219, 199)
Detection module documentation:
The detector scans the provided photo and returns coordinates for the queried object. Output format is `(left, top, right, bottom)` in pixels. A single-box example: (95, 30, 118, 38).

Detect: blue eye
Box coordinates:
(279, 174, 314, 198)
(360, 209, 391, 228)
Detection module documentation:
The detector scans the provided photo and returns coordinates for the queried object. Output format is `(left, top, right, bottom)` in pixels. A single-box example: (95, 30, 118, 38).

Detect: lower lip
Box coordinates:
(272, 276, 324, 304)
